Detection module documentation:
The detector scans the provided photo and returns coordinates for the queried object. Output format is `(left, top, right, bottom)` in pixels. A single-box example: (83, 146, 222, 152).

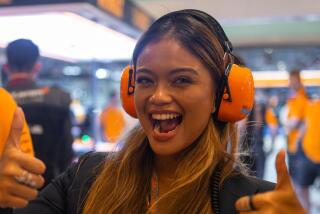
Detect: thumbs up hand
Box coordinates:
(235, 150, 307, 214)
(0, 108, 46, 208)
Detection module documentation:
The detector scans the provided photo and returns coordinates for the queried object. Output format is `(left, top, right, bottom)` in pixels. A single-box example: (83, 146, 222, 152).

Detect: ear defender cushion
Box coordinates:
(217, 64, 254, 122)
(120, 65, 137, 118)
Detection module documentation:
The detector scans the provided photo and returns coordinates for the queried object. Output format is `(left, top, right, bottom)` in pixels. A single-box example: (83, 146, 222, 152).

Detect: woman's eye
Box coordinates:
(174, 77, 192, 85)
(136, 77, 153, 85)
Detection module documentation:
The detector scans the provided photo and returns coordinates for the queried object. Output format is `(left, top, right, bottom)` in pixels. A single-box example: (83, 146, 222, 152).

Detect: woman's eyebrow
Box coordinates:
(135, 67, 199, 76)
(135, 68, 153, 75)
(169, 67, 199, 76)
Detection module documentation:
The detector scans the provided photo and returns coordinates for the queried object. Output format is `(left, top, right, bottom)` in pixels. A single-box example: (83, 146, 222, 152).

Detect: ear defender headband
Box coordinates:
(120, 10, 254, 122)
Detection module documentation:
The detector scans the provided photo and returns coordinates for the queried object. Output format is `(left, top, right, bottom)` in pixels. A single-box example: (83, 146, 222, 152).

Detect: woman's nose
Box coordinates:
(149, 84, 172, 105)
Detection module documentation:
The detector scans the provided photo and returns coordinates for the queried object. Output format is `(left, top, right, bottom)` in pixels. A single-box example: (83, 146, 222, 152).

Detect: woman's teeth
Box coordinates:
(151, 113, 183, 134)
(151, 113, 180, 120)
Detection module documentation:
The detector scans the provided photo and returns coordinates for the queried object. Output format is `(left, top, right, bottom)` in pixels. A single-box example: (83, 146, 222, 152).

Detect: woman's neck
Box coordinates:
(154, 155, 178, 182)
(152, 154, 178, 208)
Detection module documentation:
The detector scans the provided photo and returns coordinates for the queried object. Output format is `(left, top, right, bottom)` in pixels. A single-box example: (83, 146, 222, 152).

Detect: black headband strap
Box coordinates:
(185, 9, 233, 53)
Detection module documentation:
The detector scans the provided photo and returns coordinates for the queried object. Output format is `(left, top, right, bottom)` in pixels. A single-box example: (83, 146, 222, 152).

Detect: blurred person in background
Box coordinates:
(294, 92, 320, 211)
(249, 99, 267, 179)
(265, 94, 280, 156)
(237, 99, 267, 179)
(2, 39, 74, 187)
(100, 90, 126, 143)
(285, 69, 309, 205)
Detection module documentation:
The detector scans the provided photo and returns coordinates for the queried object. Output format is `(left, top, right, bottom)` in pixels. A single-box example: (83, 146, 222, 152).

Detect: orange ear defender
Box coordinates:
(214, 64, 254, 122)
(120, 63, 254, 122)
(120, 65, 137, 118)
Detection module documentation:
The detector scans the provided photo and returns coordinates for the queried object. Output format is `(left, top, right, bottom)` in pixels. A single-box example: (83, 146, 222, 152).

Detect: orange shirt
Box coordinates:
(265, 107, 278, 126)
(0, 88, 34, 157)
(100, 106, 126, 143)
(302, 100, 320, 163)
(287, 88, 308, 153)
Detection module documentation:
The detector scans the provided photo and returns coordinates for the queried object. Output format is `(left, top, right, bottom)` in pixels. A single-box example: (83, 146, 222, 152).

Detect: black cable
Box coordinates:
(210, 169, 221, 214)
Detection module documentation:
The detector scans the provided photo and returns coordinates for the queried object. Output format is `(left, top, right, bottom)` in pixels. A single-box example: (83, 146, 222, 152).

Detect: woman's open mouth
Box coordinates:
(149, 113, 183, 141)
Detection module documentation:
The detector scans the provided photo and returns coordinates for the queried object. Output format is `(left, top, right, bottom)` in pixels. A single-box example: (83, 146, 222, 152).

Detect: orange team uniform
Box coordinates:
(100, 106, 126, 143)
(302, 100, 320, 163)
(0, 88, 34, 157)
(265, 107, 278, 127)
(287, 88, 308, 153)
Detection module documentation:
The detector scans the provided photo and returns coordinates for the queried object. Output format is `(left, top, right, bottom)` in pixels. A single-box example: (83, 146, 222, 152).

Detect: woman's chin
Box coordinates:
(148, 139, 180, 157)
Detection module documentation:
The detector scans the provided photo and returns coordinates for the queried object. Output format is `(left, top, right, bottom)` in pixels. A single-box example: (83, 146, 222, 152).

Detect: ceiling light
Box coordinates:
(0, 12, 136, 62)
(95, 68, 110, 79)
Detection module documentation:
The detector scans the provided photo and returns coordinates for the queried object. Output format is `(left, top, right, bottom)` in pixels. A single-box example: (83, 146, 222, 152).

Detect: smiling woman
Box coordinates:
(6, 9, 306, 214)
(134, 39, 216, 157)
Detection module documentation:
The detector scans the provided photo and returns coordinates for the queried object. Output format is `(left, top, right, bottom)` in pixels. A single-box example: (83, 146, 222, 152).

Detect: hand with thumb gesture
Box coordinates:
(235, 150, 307, 213)
(0, 108, 45, 208)
(274, 149, 295, 190)
(5, 107, 24, 149)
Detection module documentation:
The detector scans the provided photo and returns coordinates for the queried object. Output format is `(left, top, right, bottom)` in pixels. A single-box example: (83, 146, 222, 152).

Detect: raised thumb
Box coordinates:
(6, 107, 25, 149)
(275, 149, 292, 190)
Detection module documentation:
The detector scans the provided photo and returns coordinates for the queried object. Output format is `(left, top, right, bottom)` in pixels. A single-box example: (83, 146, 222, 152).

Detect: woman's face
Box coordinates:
(135, 38, 215, 157)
